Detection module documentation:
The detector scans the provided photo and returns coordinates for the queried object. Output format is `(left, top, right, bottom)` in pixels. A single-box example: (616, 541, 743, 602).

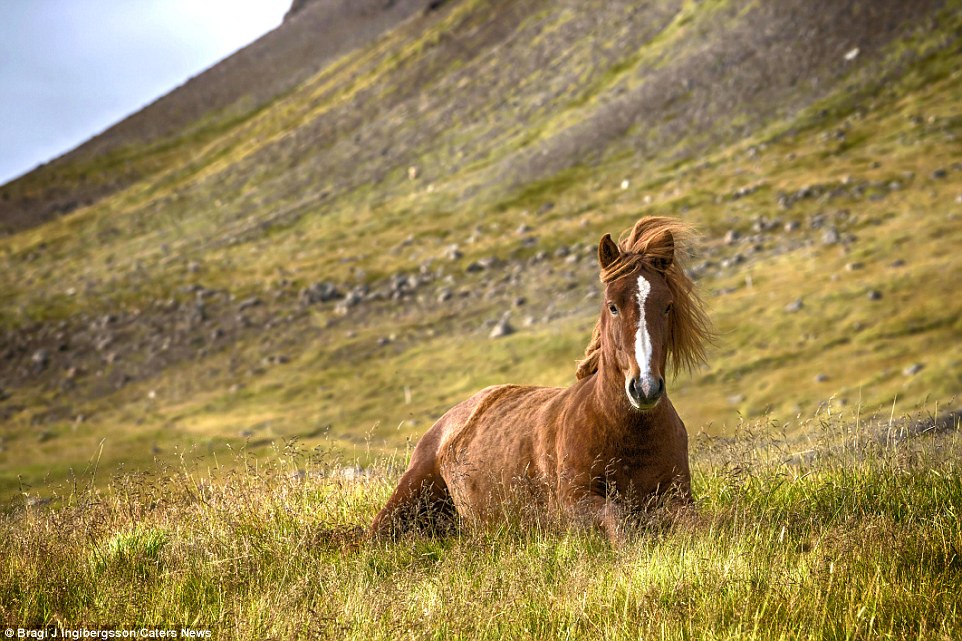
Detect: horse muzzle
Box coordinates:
(626, 374, 664, 410)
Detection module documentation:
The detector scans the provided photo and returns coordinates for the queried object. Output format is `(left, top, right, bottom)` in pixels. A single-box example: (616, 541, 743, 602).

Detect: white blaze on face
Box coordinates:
(634, 274, 653, 395)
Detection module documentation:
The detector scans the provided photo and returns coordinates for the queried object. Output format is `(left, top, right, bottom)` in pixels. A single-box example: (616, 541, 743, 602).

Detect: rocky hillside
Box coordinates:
(1, 0, 960, 503)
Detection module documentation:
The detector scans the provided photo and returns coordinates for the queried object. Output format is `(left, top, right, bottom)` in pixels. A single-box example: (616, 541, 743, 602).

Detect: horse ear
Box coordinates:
(647, 229, 674, 272)
(598, 233, 620, 270)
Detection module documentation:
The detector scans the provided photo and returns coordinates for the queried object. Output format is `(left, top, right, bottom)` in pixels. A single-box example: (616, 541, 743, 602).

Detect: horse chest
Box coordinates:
(565, 419, 684, 499)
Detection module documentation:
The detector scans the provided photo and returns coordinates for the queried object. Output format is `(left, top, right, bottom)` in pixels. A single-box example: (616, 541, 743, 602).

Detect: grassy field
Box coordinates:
(1, 2, 962, 634)
(2, 408, 960, 638)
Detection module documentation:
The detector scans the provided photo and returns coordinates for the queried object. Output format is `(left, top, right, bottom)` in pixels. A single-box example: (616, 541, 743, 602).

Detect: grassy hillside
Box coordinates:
(1, 0, 961, 510)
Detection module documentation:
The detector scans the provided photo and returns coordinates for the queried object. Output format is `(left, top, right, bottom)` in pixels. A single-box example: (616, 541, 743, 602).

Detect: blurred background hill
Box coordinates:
(1, 0, 960, 503)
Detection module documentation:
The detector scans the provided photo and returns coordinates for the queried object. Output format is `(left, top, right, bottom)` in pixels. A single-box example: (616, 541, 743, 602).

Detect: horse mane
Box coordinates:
(575, 216, 714, 380)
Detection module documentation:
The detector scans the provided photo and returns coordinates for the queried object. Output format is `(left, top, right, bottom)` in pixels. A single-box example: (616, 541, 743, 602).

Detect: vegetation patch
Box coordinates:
(2, 412, 960, 637)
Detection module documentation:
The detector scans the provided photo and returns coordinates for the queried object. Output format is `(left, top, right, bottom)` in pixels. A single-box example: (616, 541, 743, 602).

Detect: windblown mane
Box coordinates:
(575, 216, 714, 380)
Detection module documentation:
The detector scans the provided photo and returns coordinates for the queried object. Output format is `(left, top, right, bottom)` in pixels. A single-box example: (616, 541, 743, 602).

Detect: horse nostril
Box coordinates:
(627, 375, 665, 406)
(653, 377, 665, 397)
(626, 375, 666, 408)
(638, 375, 664, 402)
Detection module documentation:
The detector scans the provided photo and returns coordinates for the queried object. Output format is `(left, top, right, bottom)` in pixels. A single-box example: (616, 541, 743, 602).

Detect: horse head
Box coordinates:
(597, 230, 676, 410)
(576, 216, 713, 407)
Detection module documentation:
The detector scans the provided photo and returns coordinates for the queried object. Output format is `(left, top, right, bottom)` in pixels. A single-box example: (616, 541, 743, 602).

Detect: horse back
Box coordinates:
(428, 384, 564, 519)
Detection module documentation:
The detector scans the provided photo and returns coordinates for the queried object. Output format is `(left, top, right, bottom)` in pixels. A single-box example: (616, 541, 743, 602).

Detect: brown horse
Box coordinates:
(370, 216, 713, 542)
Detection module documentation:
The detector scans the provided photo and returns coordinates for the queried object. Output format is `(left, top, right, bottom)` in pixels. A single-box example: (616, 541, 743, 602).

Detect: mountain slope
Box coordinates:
(1, 0, 960, 502)
(0, 0, 435, 234)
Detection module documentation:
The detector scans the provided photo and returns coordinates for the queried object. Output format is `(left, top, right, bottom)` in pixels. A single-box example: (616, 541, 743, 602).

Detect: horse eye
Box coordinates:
(664, 303, 673, 316)
(608, 303, 619, 316)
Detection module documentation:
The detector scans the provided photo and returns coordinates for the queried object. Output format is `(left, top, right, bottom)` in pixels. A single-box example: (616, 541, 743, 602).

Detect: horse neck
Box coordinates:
(585, 349, 671, 434)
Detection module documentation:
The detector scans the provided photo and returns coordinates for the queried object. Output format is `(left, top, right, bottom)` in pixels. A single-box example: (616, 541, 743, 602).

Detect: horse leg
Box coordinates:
(582, 494, 625, 545)
(369, 419, 459, 539)
(558, 480, 626, 545)
(369, 465, 455, 539)
(369, 390, 491, 539)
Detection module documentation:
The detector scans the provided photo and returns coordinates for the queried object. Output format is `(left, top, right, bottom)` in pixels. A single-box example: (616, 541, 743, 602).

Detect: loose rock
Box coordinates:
(477, 257, 500, 271)
(334, 290, 364, 315)
(784, 299, 804, 313)
(237, 297, 262, 311)
(299, 282, 343, 305)
(489, 314, 515, 338)
(903, 363, 924, 376)
(31, 349, 50, 372)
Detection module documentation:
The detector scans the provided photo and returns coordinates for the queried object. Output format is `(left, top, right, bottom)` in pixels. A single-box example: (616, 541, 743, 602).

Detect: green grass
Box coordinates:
(2, 6, 961, 635)
(3, 411, 961, 638)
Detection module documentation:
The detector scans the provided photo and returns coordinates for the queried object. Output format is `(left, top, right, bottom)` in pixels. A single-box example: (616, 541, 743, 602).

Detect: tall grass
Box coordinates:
(2, 410, 960, 639)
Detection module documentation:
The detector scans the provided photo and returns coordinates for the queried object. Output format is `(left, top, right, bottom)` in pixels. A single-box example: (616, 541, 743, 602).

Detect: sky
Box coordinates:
(0, 0, 292, 186)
